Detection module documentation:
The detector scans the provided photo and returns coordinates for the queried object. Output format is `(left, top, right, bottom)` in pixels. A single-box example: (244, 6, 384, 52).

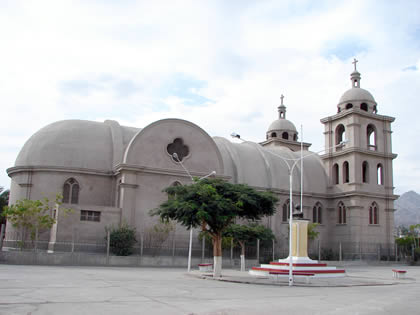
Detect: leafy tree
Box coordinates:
(308, 223, 319, 241)
(395, 224, 420, 261)
(2, 194, 69, 248)
(144, 221, 175, 256)
(224, 223, 274, 271)
(0, 188, 9, 226)
(151, 178, 278, 277)
(107, 224, 137, 256)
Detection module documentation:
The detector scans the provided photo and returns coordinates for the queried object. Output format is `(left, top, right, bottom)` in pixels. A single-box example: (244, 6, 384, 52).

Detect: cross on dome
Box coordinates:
(278, 94, 286, 119)
(352, 58, 359, 72)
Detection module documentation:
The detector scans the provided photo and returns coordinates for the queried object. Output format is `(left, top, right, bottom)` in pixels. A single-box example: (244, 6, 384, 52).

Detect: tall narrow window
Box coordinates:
(362, 161, 369, 183)
(63, 182, 71, 203)
(335, 124, 346, 151)
(338, 202, 346, 224)
(63, 178, 79, 204)
(282, 200, 291, 222)
(367, 124, 376, 151)
(377, 164, 384, 185)
(282, 132, 289, 140)
(369, 202, 379, 225)
(333, 163, 339, 185)
(313, 202, 322, 224)
(343, 161, 350, 183)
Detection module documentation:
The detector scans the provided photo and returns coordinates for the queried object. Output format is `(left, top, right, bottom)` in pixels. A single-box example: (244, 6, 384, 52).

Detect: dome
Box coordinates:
(15, 120, 139, 171)
(213, 137, 327, 194)
(338, 87, 376, 105)
(267, 118, 297, 133)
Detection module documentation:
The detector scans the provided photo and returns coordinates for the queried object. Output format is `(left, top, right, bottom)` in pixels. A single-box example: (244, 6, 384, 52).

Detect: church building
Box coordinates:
(5, 62, 398, 257)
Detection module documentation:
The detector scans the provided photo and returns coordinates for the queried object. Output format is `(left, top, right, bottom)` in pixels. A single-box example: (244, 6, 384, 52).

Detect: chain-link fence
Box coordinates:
(0, 225, 401, 263)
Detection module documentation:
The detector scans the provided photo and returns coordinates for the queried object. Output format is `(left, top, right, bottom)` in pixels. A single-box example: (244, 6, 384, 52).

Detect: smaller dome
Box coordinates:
(267, 118, 297, 132)
(339, 88, 376, 105)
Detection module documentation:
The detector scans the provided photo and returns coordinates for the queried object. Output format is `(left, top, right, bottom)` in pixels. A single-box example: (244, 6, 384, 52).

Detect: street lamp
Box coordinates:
(172, 152, 216, 272)
(231, 133, 346, 286)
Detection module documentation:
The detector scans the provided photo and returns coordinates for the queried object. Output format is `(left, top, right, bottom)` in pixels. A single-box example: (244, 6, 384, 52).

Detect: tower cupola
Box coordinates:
(337, 59, 378, 114)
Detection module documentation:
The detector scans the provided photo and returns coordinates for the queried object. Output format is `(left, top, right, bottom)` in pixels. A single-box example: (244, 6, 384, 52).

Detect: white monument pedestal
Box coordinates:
(250, 219, 346, 278)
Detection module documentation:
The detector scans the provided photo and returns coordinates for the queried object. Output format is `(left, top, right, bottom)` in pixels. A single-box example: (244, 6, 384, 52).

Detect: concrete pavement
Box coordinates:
(0, 264, 419, 314)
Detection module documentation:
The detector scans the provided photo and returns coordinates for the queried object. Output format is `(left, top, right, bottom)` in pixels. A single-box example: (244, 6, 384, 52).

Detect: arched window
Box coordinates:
(63, 178, 79, 204)
(346, 103, 353, 110)
(362, 161, 369, 183)
(367, 124, 376, 151)
(335, 124, 346, 150)
(313, 202, 322, 224)
(293, 134, 297, 141)
(333, 163, 339, 185)
(282, 132, 289, 140)
(369, 202, 379, 225)
(343, 161, 349, 183)
(271, 132, 277, 138)
(282, 199, 291, 222)
(338, 201, 346, 224)
(360, 103, 368, 111)
(377, 164, 384, 185)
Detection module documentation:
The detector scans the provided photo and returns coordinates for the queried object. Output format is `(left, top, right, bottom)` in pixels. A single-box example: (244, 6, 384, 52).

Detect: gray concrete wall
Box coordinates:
(0, 251, 258, 269)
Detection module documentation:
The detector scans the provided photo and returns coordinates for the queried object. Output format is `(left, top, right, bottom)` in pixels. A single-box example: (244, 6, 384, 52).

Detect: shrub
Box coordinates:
(107, 225, 137, 256)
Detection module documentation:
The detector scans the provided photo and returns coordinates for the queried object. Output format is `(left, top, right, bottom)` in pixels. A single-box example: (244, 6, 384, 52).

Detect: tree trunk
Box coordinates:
(240, 241, 245, 272)
(212, 233, 223, 277)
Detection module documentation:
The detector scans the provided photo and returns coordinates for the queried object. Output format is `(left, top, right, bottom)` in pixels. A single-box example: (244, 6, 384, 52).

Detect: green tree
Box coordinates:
(151, 178, 278, 277)
(224, 223, 275, 271)
(308, 223, 319, 241)
(107, 224, 137, 256)
(2, 194, 68, 248)
(0, 188, 9, 226)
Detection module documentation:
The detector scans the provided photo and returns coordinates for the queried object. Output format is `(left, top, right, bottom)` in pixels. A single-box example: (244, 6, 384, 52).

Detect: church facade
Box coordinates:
(5, 63, 398, 257)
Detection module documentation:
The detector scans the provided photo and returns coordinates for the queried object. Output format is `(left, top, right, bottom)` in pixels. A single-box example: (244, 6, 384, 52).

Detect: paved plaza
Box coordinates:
(0, 264, 419, 314)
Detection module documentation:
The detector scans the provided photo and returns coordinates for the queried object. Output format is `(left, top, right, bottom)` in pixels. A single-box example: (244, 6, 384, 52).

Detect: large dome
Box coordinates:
(339, 87, 376, 105)
(15, 120, 139, 171)
(267, 118, 297, 132)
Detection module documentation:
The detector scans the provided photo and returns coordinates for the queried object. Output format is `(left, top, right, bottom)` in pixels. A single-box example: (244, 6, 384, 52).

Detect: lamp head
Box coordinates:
(230, 132, 241, 139)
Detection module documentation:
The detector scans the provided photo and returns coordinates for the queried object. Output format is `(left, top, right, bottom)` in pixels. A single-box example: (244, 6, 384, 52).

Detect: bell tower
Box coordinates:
(320, 60, 398, 253)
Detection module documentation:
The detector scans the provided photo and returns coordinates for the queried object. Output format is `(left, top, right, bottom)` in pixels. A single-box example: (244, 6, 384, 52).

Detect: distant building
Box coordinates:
(6, 62, 397, 257)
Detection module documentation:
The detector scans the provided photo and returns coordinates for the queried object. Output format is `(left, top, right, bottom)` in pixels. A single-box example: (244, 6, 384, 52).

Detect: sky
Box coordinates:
(0, 0, 419, 195)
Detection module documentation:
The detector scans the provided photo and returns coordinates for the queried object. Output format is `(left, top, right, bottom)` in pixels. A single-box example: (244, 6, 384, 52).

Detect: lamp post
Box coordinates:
(231, 132, 346, 286)
(172, 153, 216, 272)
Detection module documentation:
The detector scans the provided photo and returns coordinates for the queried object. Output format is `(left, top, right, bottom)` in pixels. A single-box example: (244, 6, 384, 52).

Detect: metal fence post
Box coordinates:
(256, 239, 260, 263)
(71, 228, 75, 253)
(140, 233, 144, 257)
(318, 239, 321, 261)
(34, 227, 38, 252)
(0, 224, 5, 250)
(201, 237, 205, 261)
(272, 239, 275, 262)
(339, 242, 342, 261)
(106, 230, 110, 265)
(172, 236, 176, 257)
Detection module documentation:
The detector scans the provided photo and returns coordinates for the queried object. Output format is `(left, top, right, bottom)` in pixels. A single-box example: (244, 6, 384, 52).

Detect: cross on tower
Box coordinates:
(352, 58, 358, 71)
(280, 94, 284, 105)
